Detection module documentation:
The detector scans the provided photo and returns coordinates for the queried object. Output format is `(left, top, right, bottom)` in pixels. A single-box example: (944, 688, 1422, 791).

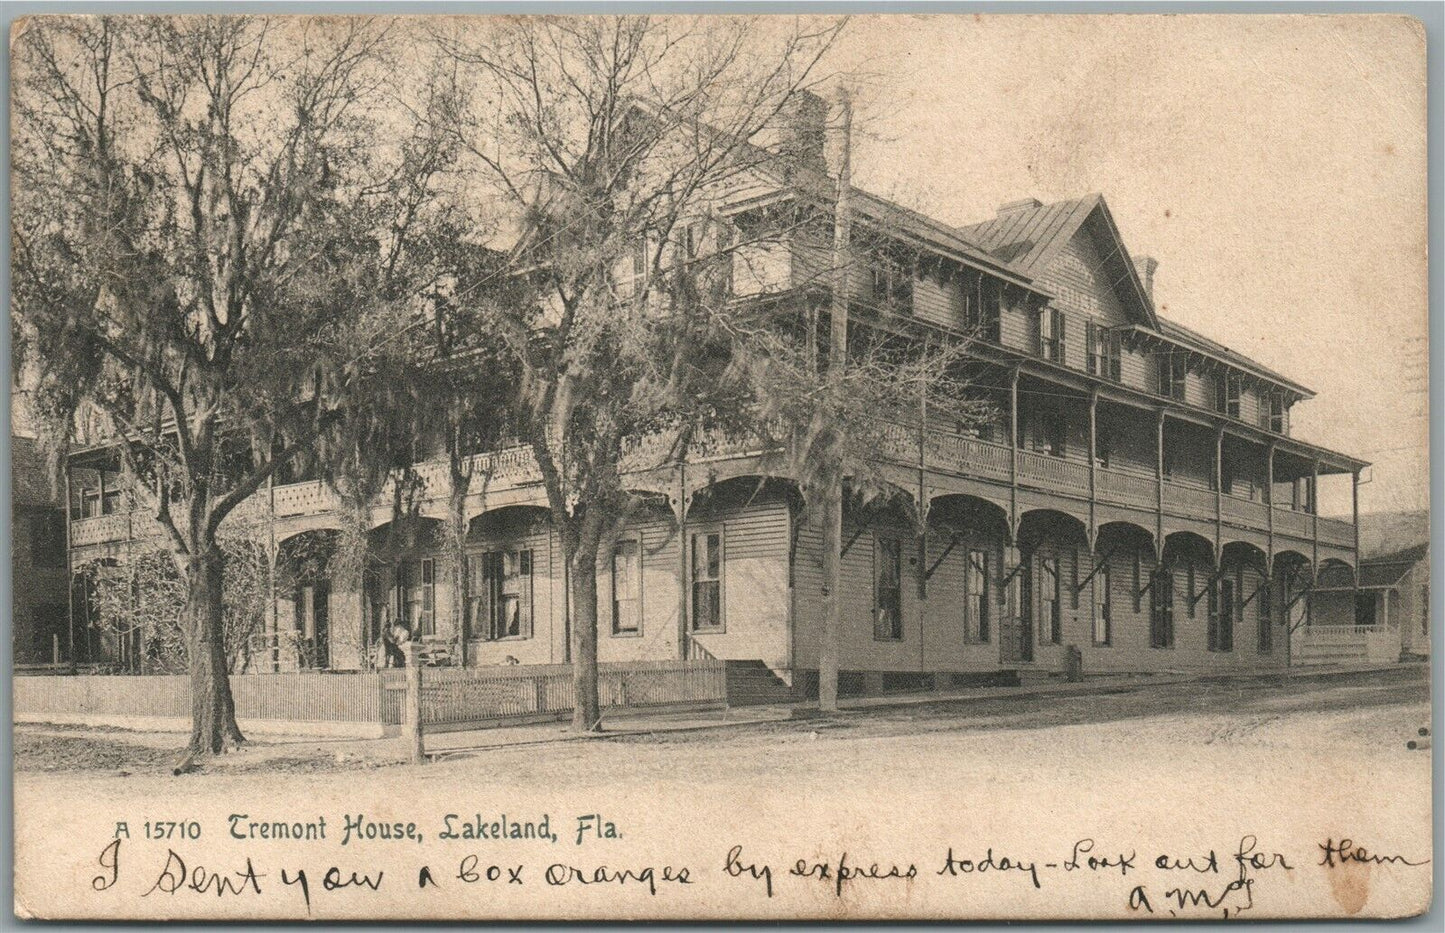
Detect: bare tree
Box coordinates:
(432, 15, 846, 729)
(11, 16, 446, 763)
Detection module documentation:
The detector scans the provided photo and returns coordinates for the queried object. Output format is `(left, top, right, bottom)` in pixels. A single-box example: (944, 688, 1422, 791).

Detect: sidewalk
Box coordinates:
(423, 661, 1413, 759)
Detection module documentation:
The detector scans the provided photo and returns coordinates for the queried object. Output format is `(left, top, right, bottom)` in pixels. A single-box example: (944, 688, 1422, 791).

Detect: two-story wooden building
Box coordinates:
(62, 111, 1366, 694)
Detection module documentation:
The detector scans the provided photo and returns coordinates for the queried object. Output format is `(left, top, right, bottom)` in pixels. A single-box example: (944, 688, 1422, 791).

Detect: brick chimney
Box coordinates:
(1134, 254, 1159, 301)
(778, 89, 829, 175)
(998, 197, 1043, 216)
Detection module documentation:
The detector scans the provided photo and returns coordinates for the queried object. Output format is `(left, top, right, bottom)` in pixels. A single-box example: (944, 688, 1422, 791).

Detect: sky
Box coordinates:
(820, 14, 1428, 518)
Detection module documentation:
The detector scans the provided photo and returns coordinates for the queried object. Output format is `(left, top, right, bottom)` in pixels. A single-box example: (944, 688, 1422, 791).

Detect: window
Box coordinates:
(1258, 577, 1273, 653)
(1086, 322, 1122, 381)
(1211, 576, 1236, 652)
(467, 551, 533, 640)
(964, 549, 991, 644)
(1038, 555, 1062, 645)
(1039, 307, 1065, 363)
(1094, 420, 1112, 469)
(1150, 570, 1174, 648)
(1158, 352, 1187, 401)
(1093, 561, 1112, 646)
(102, 485, 123, 515)
(690, 531, 723, 630)
(874, 537, 903, 640)
(611, 539, 641, 635)
(615, 239, 648, 299)
(80, 486, 101, 519)
(1264, 394, 1287, 434)
(1215, 373, 1242, 419)
(29, 510, 66, 569)
(964, 276, 1002, 342)
(870, 254, 913, 310)
(1132, 551, 1143, 612)
(399, 559, 436, 636)
(1033, 409, 1067, 458)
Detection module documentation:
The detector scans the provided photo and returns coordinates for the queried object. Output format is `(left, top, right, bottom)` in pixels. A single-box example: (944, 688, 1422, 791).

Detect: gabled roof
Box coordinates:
(955, 194, 1159, 328)
(1152, 319, 1315, 399)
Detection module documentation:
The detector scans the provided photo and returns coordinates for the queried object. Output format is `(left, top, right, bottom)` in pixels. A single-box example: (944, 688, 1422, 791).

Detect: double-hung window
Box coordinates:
(1149, 570, 1174, 648)
(690, 531, 723, 631)
(611, 538, 641, 635)
(1086, 322, 1122, 381)
(1159, 352, 1187, 401)
(1215, 373, 1242, 419)
(1040, 307, 1065, 363)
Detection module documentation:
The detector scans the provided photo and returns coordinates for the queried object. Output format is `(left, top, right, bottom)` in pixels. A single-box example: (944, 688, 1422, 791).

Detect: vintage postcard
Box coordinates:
(9, 11, 1431, 921)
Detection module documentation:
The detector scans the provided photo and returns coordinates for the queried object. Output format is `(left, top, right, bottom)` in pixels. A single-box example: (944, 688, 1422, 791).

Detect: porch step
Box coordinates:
(724, 660, 795, 706)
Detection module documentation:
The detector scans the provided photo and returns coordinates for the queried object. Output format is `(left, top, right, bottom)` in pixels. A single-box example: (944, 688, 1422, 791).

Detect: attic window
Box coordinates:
(869, 254, 913, 311)
(1214, 373, 1242, 419)
(1158, 352, 1187, 401)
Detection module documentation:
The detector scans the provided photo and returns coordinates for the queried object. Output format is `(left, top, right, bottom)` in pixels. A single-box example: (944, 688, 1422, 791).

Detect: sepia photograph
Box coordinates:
(7, 10, 1434, 921)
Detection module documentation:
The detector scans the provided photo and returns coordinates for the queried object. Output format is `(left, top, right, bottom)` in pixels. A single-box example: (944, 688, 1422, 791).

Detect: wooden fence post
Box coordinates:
(404, 643, 424, 764)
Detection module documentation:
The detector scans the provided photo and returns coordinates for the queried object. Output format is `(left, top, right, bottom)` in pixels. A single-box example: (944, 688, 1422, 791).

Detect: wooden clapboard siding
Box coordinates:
(998, 299, 1035, 352)
(911, 270, 957, 329)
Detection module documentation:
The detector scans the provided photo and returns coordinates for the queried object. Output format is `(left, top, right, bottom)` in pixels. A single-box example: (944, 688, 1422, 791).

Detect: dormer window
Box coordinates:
(1086, 322, 1121, 381)
(1158, 352, 1187, 401)
(1214, 372, 1242, 419)
(1039, 306, 1065, 363)
(1261, 392, 1287, 434)
(869, 253, 913, 311)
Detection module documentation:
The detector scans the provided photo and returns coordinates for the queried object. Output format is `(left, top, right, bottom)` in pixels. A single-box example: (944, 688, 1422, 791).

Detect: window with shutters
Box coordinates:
(1034, 409, 1067, 458)
(1211, 575, 1236, 652)
(470, 550, 533, 640)
(964, 549, 991, 644)
(1093, 561, 1112, 646)
(399, 558, 436, 636)
(1086, 322, 1122, 381)
(1158, 352, 1187, 401)
(1039, 307, 1065, 363)
(1038, 555, 1062, 645)
(1258, 577, 1273, 653)
(1149, 570, 1175, 648)
(874, 537, 904, 640)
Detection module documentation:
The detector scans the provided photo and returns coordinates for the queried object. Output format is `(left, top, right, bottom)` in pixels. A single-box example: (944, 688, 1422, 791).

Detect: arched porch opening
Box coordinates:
(275, 529, 342, 670)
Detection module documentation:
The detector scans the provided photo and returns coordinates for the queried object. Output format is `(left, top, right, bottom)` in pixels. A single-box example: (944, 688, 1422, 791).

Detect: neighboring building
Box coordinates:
(11, 435, 71, 667)
(61, 100, 1367, 691)
(1304, 511, 1429, 664)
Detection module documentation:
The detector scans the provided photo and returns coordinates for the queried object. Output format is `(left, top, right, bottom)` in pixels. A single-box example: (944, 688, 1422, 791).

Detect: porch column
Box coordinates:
(1009, 367, 1020, 539)
(675, 461, 689, 661)
(1266, 444, 1276, 574)
(1087, 390, 1098, 548)
(1352, 469, 1361, 569)
(1154, 409, 1165, 560)
(1214, 426, 1224, 564)
(1311, 458, 1320, 574)
(64, 457, 75, 671)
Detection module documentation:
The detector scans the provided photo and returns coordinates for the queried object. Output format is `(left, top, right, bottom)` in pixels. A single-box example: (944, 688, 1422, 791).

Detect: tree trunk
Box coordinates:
(448, 477, 470, 668)
(568, 539, 603, 732)
(183, 547, 245, 759)
(818, 475, 842, 712)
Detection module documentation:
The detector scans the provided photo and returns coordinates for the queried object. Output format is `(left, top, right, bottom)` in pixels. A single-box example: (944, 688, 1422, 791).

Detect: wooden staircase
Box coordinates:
(723, 660, 795, 706)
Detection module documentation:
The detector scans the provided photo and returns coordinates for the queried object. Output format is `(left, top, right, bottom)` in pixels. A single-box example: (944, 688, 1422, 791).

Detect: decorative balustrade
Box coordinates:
(69, 514, 132, 547)
(923, 431, 1013, 483)
(1273, 506, 1313, 540)
(1220, 493, 1269, 527)
(1016, 450, 1090, 495)
(1098, 468, 1158, 509)
(1317, 515, 1356, 549)
(1162, 479, 1216, 515)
